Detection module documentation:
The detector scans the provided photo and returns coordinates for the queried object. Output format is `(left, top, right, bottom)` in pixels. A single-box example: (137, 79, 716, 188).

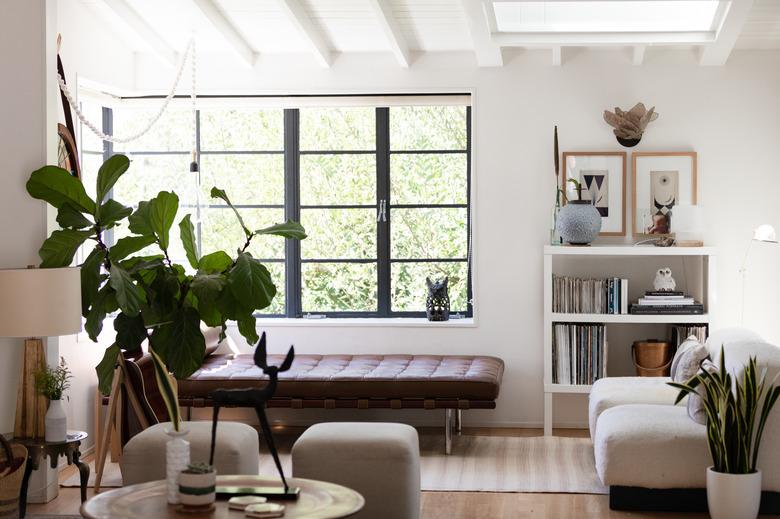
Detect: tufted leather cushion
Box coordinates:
(178, 354, 504, 400)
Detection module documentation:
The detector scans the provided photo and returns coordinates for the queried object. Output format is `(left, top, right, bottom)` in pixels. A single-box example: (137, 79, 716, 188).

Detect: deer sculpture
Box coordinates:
(208, 332, 295, 493)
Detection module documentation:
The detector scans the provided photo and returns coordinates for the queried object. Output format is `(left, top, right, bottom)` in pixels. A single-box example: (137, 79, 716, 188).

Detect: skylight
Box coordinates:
(493, 1, 723, 33)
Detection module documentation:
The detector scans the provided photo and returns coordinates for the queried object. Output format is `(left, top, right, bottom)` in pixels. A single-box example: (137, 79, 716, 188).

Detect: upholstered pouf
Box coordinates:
(121, 421, 259, 485)
(292, 422, 420, 519)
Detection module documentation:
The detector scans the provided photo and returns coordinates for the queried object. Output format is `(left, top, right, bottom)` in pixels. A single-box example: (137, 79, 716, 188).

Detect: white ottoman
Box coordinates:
(121, 421, 259, 485)
(292, 423, 420, 519)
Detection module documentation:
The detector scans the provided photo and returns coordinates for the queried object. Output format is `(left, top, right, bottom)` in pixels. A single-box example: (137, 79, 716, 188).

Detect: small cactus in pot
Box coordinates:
(178, 462, 216, 510)
(556, 178, 602, 245)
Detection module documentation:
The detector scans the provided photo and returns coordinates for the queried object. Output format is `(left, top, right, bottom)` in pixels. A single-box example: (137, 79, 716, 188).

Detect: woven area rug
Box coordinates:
(63, 433, 606, 494)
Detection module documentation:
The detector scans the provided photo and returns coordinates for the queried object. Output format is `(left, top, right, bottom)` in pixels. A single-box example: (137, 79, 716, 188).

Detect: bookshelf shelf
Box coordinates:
(543, 244, 716, 436)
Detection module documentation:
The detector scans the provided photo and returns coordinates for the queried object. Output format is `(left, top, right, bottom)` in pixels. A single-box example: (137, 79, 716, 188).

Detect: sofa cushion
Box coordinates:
(705, 327, 764, 356)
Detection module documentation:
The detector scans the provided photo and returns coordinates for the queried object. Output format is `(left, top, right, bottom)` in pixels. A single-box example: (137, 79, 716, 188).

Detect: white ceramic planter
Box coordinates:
(165, 428, 191, 505)
(44, 399, 67, 443)
(178, 469, 217, 507)
(707, 467, 762, 519)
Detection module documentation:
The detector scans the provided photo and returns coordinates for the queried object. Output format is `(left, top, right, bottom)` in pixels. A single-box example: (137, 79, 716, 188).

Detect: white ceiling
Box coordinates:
(78, 0, 780, 67)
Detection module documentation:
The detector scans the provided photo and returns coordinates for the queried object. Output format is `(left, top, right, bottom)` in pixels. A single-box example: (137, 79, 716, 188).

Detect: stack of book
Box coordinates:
(630, 291, 704, 315)
(552, 323, 607, 385)
(552, 275, 629, 314)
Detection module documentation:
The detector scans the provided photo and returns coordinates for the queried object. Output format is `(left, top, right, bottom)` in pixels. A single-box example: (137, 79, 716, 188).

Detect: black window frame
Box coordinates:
(96, 96, 472, 319)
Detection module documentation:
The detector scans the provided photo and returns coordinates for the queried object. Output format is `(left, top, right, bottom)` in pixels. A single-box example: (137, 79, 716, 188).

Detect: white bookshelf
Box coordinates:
(543, 244, 716, 436)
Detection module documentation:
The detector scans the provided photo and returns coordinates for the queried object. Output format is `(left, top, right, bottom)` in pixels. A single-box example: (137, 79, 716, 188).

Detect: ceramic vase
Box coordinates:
(550, 203, 562, 245)
(178, 468, 217, 508)
(707, 468, 762, 519)
(166, 428, 191, 505)
(44, 399, 67, 443)
(556, 200, 602, 245)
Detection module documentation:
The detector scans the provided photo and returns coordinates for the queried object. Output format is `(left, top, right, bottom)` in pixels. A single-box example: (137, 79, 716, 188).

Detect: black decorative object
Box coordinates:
(426, 276, 450, 321)
(208, 333, 299, 500)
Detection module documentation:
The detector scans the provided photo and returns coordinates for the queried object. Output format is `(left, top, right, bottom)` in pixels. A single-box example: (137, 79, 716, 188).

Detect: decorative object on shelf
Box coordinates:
(209, 333, 299, 500)
(631, 340, 673, 377)
(652, 267, 676, 291)
(426, 277, 450, 321)
(34, 357, 73, 442)
(0, 267, 81, 440)
(632, 152, 697, 236)
(603, 102, 658, 147)
(561, 152, 626, 236)
(669, 348, 780, 519)
(556, 178, 602, 245)
(550, 126, 563, 245)
(740, 224, 778, 324)
(0, 435, 27, 518)
(178, 462, 217, 512)
(228, 495, 268, 511)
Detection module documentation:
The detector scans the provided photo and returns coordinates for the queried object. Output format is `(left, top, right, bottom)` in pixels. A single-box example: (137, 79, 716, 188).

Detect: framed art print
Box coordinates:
(561, 152, 627, 236)
(632, 152, 697, 236)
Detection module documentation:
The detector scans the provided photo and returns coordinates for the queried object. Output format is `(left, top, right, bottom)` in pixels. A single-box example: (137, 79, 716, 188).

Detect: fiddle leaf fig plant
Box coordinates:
(27, 154, 306, 396)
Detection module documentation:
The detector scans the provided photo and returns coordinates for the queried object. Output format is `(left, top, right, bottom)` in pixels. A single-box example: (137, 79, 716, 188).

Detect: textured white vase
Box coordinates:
(44, 399, 67, 442)
(707, 467, 762, 519)
(165, 428, 191, 505)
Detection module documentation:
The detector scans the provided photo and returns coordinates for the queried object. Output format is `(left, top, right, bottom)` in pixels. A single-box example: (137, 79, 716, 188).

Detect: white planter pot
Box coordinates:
(178, 470, 217, 507)
(707, 467, 762, 519)
(165, 428, 191, 505)
(44, 399, 67, 443)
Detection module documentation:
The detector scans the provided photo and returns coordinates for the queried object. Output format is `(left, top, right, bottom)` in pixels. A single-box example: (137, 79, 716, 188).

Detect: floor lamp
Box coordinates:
(0, 267, 81, 439)
(740, 225, 778, 325)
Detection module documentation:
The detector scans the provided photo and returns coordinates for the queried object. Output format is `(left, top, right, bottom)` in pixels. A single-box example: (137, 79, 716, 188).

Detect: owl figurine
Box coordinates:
(653, 267, 677, 292)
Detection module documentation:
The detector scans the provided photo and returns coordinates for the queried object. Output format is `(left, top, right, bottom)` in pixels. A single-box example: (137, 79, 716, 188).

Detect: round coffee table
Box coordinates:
(81, 475, 364, 519)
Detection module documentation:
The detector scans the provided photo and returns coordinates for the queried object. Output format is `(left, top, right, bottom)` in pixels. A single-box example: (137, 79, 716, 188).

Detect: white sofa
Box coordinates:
(589, 328, 780, 513)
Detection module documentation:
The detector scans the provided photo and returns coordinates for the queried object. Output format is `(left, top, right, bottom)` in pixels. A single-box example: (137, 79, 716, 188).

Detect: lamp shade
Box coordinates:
(0, 267, 82, 337)
(753, 224, 778, 243)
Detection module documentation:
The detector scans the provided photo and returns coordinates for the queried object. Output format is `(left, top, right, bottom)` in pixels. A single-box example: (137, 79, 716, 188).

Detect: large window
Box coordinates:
(82, 96, 472, 318)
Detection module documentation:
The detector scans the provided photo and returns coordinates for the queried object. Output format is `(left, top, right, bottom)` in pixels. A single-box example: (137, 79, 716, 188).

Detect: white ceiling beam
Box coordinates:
(632, 45, 646, 65)
(492, 31, 715, 46)
(552, 46, 562, 66)
(277, 0, 332, 68)
(367, 0, 411, 68)
(461, 0, 503, 67)
(700, 0, 755, 66)
(192, 0, 257, 68)
(100, 0, 178, 67)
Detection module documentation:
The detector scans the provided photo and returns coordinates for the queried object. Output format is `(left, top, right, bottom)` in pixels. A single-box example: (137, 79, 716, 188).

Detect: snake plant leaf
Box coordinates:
(198, 251, 233, 274)
(109, 235, 157, 263)
(228, 252, 276, 311)
(179, 214, 199, 269)
(95, 343, 122, 396)
(210, 187, 250, 237)
(98, 199, 133, 228)
(96, 154, 130, 204)
(56, 203, 92, 229)
(80, 246, 106, 316)
(113, 312, 148, 354)
(254, 220, 307, 240)
(85, 284, 118, 341)
(109, 264, 146, 317)
(27, 165, 96, 214)
(38, 229, 93, 268)
(149, 347, 182, 431)
(150, 306, 205, 380)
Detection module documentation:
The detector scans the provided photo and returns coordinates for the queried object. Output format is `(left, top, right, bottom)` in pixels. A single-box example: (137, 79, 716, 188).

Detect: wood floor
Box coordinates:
(27, 427, 724, 518)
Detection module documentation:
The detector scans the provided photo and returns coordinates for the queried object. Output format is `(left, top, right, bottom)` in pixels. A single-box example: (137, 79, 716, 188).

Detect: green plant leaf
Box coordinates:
(113, 313, 148, 353)
(109, 235, 156, 263)
(27, 165, 96, 214)
(56, 203, 92, 229)
(127, 191, 179, 250)
(228, 253, 276, 311)
(198, 251, 232, 274)
(190, 273, 226, 326)
(236, 313, 259, 344)
(128, 201, 153, 236)
(149, 348, 182, 430)
(85, 285, 117, 341)
(96, 154, 130, 204)
(254, 220, 307, 240)
(109, 264, 146, 317)
(210, 187, 249, 237)
(98, 199, 133, 227)
(150, 306, 205, 379)
(95, 343, 122, 396)
(80, 246, 106, 316)
(38, 229, 93, 268)
(179, 214, 199, 269)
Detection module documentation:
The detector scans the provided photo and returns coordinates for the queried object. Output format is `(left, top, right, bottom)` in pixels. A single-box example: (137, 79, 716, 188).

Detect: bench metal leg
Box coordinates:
(445, 409, 453, 455)
(455, 409, 462, 435)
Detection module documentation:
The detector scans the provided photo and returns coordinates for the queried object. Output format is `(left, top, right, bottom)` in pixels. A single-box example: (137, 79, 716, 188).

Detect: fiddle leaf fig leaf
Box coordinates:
(191, 273, 226, 327)
(198, 251, 232, 274)
(254, 220, 307, 240)
(113, 312, 147, 354)
(109, 235, 156, 263)
(109, 264, 146, 317)
(96, 343, 122, 396)
(150, 306, 205, 379)
(27, 165, 96, 214)
(98, 199, 133, 228)
(56, 203, 92, 229)
(38, 229, 93, 268)
(85, 284, 117, 341)
(236, 313, 259, 345)
(96, 154, 130, 204)
(81, 246, 106, 316)
(128, 191, 179, 250)
(179, 214, 199, 269)
(128, 201, 154, 236)
(228, 252, 276, 311)
(210, 187, 250, 237)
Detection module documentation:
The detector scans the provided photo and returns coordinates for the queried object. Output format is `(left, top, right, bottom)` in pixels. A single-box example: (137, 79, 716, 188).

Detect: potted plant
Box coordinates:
(34, 357, 72, 442)
(556, 177, 602, 245)
(670, 347, 780, 519)
(178, 462, 216, 511)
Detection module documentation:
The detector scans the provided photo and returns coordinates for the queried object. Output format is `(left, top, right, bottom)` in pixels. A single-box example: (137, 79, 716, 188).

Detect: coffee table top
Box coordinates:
(81, 474, 364, 519)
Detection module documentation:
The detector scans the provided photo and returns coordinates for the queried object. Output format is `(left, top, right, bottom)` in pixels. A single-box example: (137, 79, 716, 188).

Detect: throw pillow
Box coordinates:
(687, 359, 718, 425)
(671, 336, 710, 425)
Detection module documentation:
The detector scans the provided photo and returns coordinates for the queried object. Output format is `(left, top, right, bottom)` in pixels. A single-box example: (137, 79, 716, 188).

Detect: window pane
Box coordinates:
(301, 209, 376, 259)
(113, 155, 195, 206)
(200, 108, 283, 151)
(390, 106, 467, 150)
(301, 154, 376, 205)
(391, 208, 467, 259)
(392, 261, 468, 312)
(200, 154, 284, 206)
(300, 107, 375, 151)
(390, 154, 467, 204)
(112, 108, 192, 152)
(302, 263, 377, 312)
(201, 208, 286, 260)
(79, 102, 104, 152)
(259, 262, 285, 315)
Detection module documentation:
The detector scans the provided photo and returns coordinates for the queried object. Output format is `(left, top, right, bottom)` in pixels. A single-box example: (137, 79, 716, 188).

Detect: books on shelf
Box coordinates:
(552, 323, 607, 385)
(672, 325, 708, 346)
(552, 275, 629, 315)
(630, 290, 704, 315)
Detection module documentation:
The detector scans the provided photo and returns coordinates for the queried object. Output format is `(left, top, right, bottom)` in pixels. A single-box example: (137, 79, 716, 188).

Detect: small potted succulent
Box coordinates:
(556, 178, 602, 245)
(178, 462, 217, 511)
(34, 357, 72, 442)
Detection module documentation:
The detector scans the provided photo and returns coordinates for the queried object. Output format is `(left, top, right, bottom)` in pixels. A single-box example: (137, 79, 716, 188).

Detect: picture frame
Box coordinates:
(561, 151, 627, 236)
(632, 152, 697, 236)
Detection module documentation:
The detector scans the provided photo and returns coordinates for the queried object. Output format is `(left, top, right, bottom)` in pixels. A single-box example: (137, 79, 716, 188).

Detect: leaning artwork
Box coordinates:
(648, 170, 678, 234)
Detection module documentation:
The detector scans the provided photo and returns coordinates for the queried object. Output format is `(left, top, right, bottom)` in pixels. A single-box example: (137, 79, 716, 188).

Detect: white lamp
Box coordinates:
(740, 225, 778, 324)
(0, 267, 81, 438)
(671, 205, 705, 246)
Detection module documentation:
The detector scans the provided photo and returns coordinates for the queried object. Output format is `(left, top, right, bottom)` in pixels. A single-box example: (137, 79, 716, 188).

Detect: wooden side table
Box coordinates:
(14, 431, 89, 518)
